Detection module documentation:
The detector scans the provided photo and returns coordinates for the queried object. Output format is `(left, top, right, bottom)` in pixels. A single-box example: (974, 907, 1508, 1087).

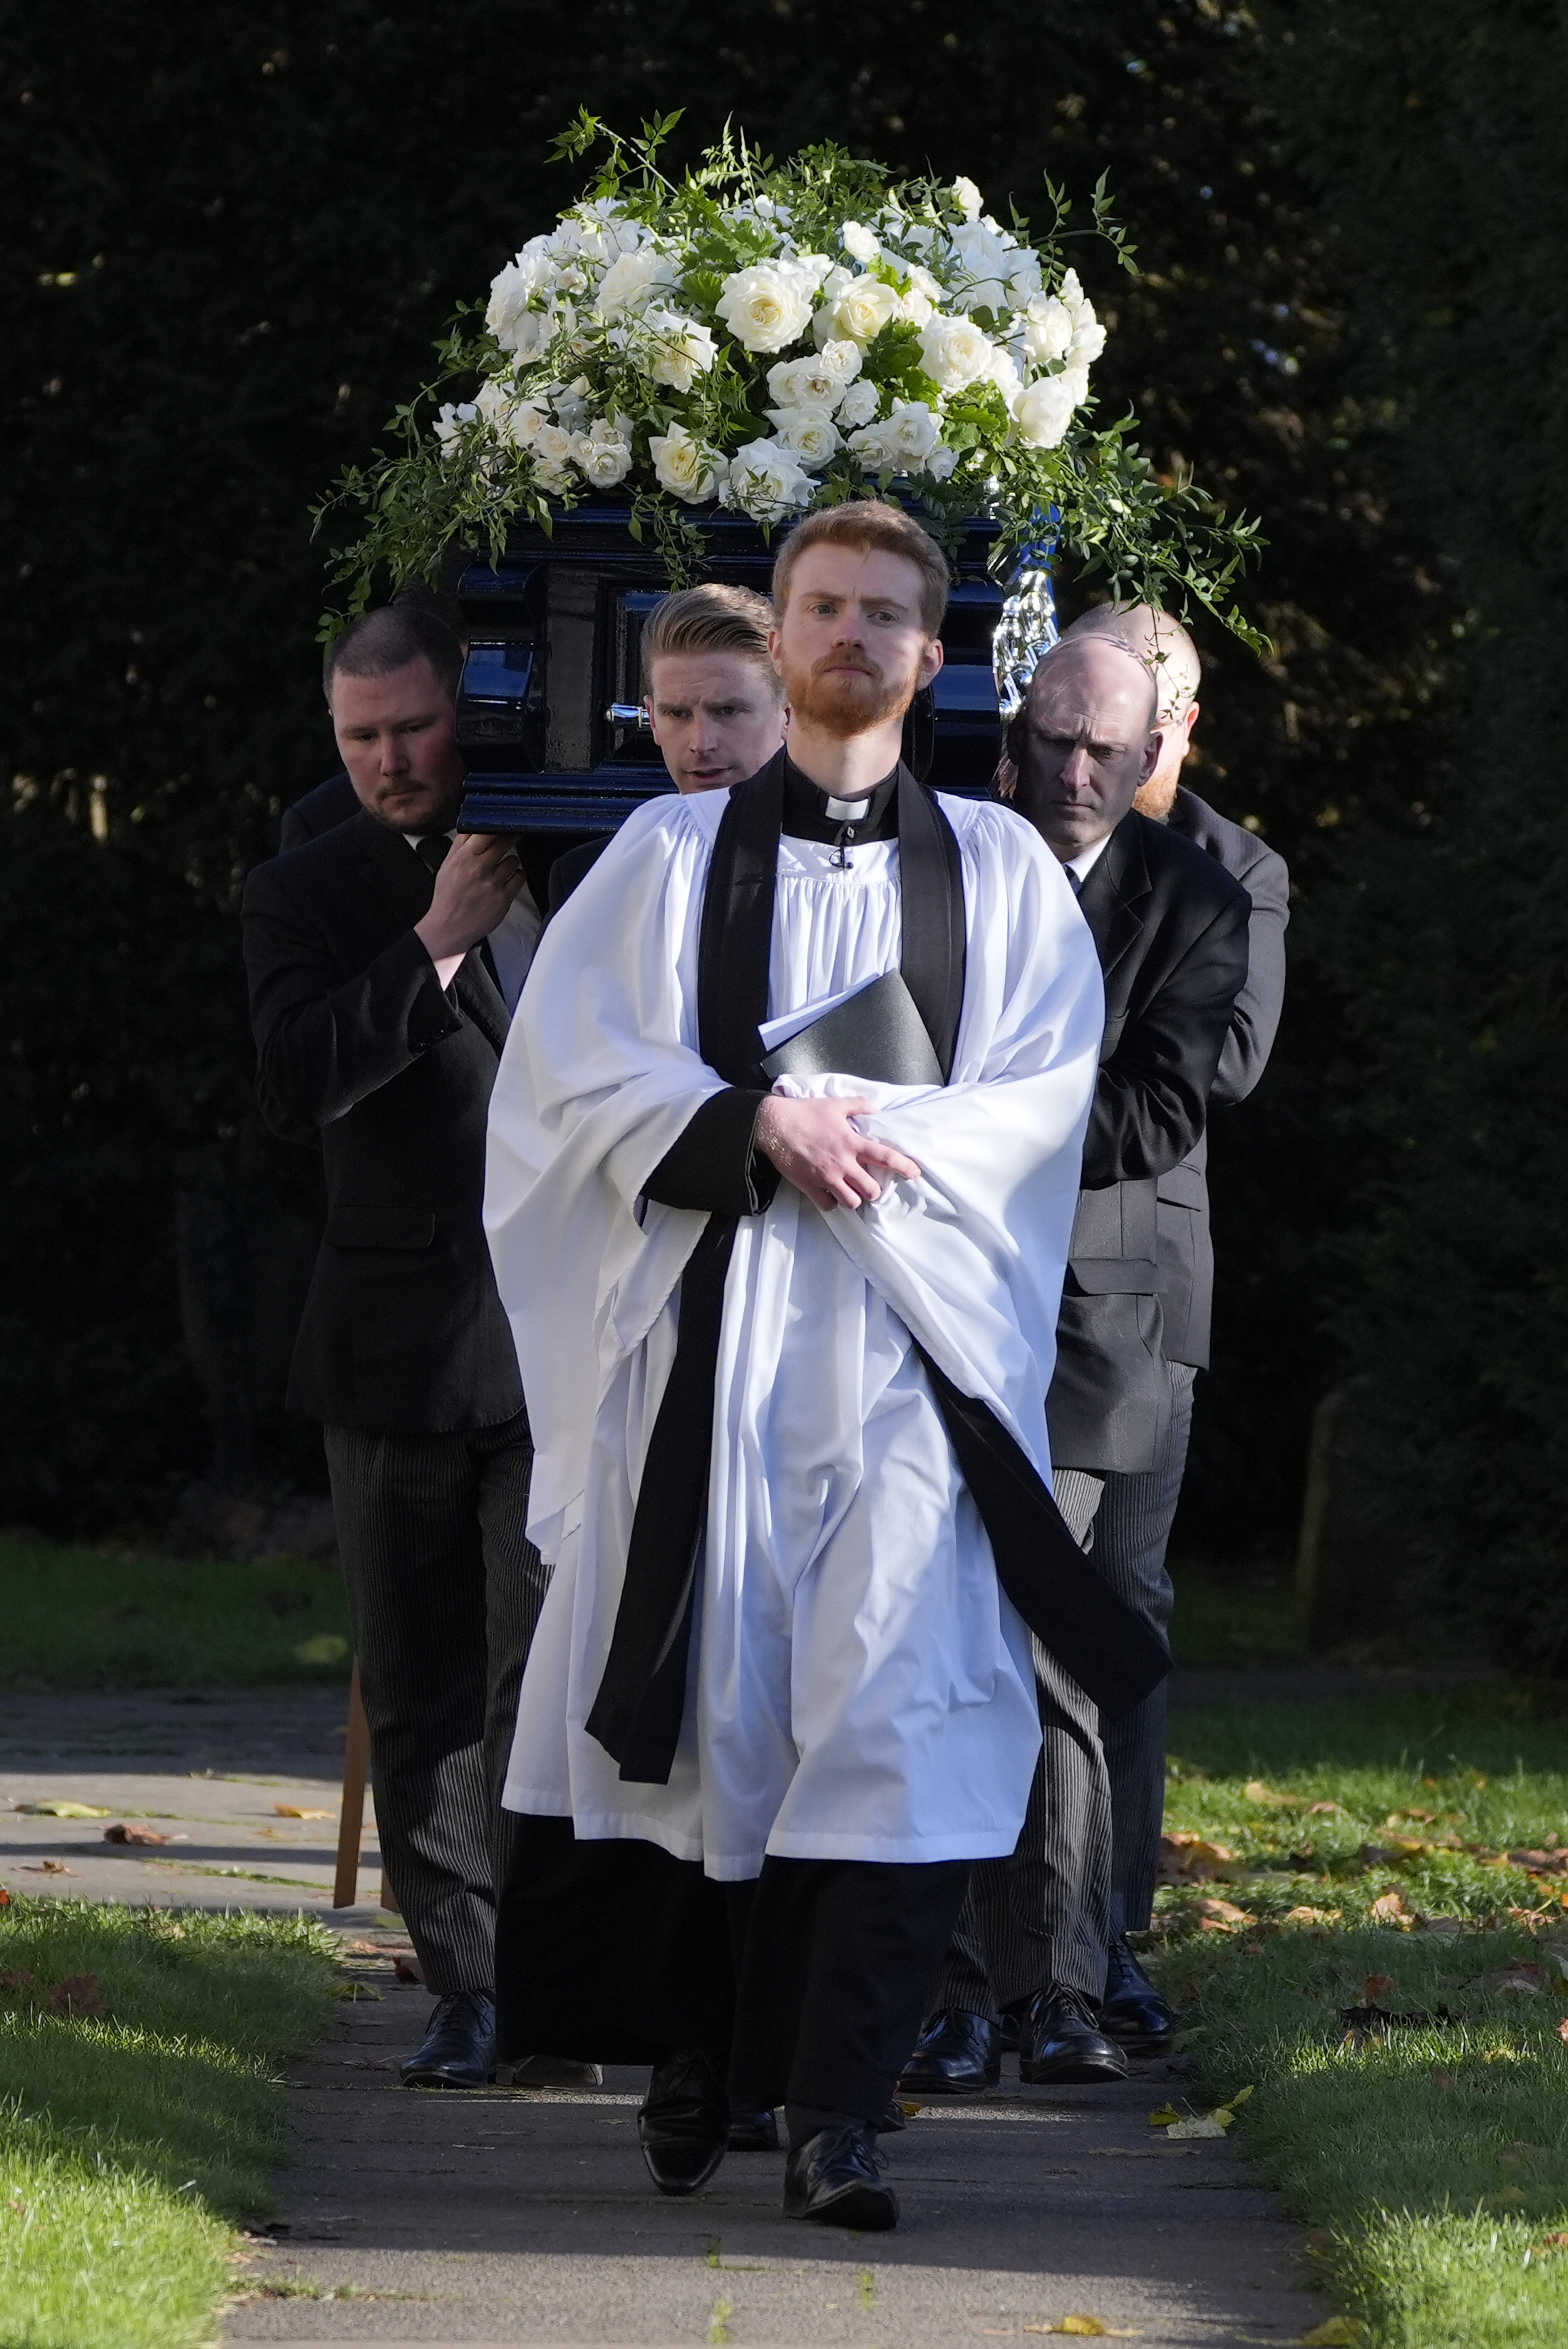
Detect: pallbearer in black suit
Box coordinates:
(1058, 602, 1288, 2045)
(905, 632, 1251, 2095)
(484, 504, 1133, 2231)
(241, 606, 557, 2092)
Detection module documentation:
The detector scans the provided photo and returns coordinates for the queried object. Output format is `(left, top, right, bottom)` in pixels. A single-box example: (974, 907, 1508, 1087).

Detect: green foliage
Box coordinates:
(1157, 1693, 1568, 2347)
(0, 1900, 338, 2346)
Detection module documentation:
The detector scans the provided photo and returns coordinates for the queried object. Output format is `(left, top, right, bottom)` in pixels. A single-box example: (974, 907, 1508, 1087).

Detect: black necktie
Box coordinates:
(1065, 864, 1083, 896)
(415, 834, 502, 996)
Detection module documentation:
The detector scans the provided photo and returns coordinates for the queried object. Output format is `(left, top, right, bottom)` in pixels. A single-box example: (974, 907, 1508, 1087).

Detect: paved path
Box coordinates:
(1, 1688, 1337, 2345)
(226, 1952, 1325, 2348)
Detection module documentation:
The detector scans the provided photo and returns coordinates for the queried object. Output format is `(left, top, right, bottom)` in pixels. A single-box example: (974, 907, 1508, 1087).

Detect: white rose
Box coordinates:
(486, 251, 554, 345)
(433, 400, 476, 453)
(721, 435, 814, 522)
(849, 398, 940, 473)
(572, 418, 635, 488)
(1013, 370, 1086, 448)
(596, 244, 679, 319)
(1056, 268, 1107, 366)
(765, 406, 841, 468)
(550, 374, 592, 430)
(837, 379, 880, 429)
(841, 220, 880, 266)
(766, 341, 862, 411)
(531, 420, 579, 492)
(926, 443, 959, 482)
(1004, 251, 1043, 308)
(917, 314, 996, 393)
(825, 274, 900, 348)
(847, 418, 893, 473)
(641, 307, 718, 393)
(649, 422, 719, 504)
(986, 344, 1023, 404)
(1020, 294, 1074, 367)
(900, 287, 935, 329)
(951, 176, 984, 223)
(716, 262, 815, 353)
(946, 217, 1032, 314)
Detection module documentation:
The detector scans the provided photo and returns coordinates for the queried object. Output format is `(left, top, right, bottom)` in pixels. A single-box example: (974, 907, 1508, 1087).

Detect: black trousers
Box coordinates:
(324, 1410, 547, 1993)
(495, 1822, 967, 2129)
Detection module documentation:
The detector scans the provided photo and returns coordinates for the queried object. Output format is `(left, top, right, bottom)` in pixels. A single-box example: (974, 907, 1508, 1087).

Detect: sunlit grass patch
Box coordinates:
(1153, 1688, 1568, 2348)
(0, 1898, 338, 2348)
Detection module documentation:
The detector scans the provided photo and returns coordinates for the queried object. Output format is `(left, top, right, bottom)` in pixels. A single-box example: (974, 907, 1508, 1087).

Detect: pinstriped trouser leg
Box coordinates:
(1098, 1362, 1195, 1932)
(324, 1411, 547, 1996)
(931, 1470, 1110, 2016)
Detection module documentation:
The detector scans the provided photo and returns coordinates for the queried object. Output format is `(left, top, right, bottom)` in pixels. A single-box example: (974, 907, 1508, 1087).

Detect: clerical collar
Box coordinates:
(780, 757, 900, 862)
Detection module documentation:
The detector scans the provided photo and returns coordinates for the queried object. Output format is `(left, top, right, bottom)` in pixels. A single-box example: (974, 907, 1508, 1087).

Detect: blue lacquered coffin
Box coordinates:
(453, 504, 1008, 835)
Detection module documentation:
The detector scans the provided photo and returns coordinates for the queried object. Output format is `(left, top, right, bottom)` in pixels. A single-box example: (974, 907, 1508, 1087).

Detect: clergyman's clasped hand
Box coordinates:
(755, 1093, 921, 1213)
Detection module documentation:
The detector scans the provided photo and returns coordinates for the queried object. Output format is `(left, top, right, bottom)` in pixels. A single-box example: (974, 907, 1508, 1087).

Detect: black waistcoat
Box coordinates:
(585, 752, 1169, 1782)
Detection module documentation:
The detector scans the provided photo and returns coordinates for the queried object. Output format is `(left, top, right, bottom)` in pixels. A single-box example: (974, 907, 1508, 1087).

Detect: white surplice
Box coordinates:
(485, 785, 1104, 1881)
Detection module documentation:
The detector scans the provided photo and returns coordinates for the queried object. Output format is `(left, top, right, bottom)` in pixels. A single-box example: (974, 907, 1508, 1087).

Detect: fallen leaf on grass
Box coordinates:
(1160, 1832, 1239, 1884)
(1244, 1780, 1304, 1809)
(273, 1805, 331, 1819)
(1308, 1801, 1343, 1815)
(1470, 1962, 1546, 1996)
(1488, 2185, 1530, 2209)
(0, 1968, 37, 1989)
(1532, 2231, 1568, 2252)
(1300, 2323, 1364, 2348)
(1362, 1974, 1396, 1998)
(1510, 1850, 1568, 1877)
(1281, 1906, 1339, 1927)
(48, 1973, 107, 2018)
(1413, 1915, 1467, 1936)
(103, 1823, 168, 1845)
(1369, 1890, 1413, 1926)
(15, 1800, 113, 1819)
(294, 1633, 349, 1666)
(1195, 1896, 1254, 1930)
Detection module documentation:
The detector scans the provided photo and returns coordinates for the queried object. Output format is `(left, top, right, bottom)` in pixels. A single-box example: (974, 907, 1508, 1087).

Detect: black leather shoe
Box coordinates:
(877, 2098, 908, 2132)
(784, 2123, 898, 2230)
(727, 2105, 780, 2152)
(898, 2008, 1000, 2095)
(1099, 1936, 1174, 2052)
(400, 1989, 495, 2088)
(1018, 1984, 1130, 2085)
(638, 2048, 728, 2195)
(509, 2054, 605, 2087)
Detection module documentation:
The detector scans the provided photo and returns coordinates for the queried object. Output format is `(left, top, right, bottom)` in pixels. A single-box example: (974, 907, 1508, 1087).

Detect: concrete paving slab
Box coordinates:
(0, 1685, 383, 1917)
(224, 1965, 1329, 2347)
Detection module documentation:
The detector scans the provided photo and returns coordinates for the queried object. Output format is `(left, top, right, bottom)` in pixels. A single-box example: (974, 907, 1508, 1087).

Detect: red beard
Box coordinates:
(779, 647, 918, 740)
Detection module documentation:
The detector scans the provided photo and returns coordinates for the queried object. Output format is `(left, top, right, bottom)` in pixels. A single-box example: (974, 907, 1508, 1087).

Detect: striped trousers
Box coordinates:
(931, 1363, 1195, 2016)
(324, 1410, 548, 1994)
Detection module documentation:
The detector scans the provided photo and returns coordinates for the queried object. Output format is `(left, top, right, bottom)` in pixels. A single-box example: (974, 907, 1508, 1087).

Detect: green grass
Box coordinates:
(1153, 1687, 1568, 2348)
(0, 1537, 352, 1687)
(0, 1896, 340, 2349)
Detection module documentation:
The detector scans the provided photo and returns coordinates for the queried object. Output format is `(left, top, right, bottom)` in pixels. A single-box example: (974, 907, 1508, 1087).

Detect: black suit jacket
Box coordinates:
(280, 769, 361, 852)
(241, 811, 524, 1433)
(547, 833, 612, 916)
(1155, 787, 1289, 1366)
(1046, 810, 1250, 1473)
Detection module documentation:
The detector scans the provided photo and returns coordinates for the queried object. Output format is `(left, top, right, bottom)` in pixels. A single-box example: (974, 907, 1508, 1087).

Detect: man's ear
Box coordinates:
(1139, 728, 1164, 785)
(917, 633, 944, 688)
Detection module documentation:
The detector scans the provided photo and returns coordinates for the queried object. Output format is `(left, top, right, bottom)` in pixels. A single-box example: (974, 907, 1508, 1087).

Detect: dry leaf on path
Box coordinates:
(49, 1973, 107, 2018)
(21, 1861, 72, 1875)
(1166, 2115, 1228, 2140)
(334, 1981, 383, 2001)
(273, 1805, 331, 1819)
(15, 1800, 113, 1819)
(393, 1954, 424, 1984)
(103, 1823, 168, 1845)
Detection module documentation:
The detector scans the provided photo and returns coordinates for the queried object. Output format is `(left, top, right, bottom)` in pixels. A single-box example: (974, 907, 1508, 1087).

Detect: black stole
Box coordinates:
(585, 751, 1167, 1782)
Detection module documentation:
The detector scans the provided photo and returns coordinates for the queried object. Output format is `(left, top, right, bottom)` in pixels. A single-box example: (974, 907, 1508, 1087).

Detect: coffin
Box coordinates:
(453, 504, 1011, 835)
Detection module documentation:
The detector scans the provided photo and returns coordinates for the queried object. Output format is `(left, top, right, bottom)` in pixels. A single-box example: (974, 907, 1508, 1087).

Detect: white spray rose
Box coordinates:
(926, 443, 959, 482)
(951, 176, 984, 223)
(550, 375, 592, 430)
(1019, 293, 1074, 367)
(531, 420, 579, 492)
(840, 219, 880, 266)
(986, 344, 1023, 404)
(850, 398, 941, 473)
(947, 218, 1042, 314)
(1012, 368, 1088, 449)
(433, 400, 476, 454)
(641, 307, 718, 392)
(716, 262, 816, 353)
(836, 378, 881, 430)
(572, 416, 634, 488)
(596, 244, 679, 318)
(900, 286, 935, 329)
(649, 422, 719, 504)
(486, 250, 555, 343)
(1058, 268, 1107, 365)
(721, 436, 814, 521)
(917, 314, 996, 393)
(765, 406, 841, 468)
(825, 274, 900, 348)
(766, 342, 862, 410)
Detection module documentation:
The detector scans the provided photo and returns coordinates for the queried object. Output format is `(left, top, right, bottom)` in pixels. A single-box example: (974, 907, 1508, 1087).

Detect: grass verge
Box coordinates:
(0, 1535, 351, 1687)
(1154, 1685, 1568, 2348)
(0, 1895, 339, 2348)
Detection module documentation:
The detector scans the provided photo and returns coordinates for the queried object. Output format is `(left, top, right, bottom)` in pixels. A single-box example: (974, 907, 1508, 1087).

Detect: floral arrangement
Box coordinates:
(319, 116, 1262, 644)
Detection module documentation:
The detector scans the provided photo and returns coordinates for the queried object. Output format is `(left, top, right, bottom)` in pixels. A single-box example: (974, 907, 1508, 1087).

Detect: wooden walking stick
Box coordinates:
(334, 1658, 371, 1909)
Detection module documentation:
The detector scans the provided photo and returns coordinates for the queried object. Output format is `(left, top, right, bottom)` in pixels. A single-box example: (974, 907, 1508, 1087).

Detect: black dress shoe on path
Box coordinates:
(509, 2054, 605, 2087)
(783, 2124, 898, 2230)
(638, 2048, 729, 2195)
(1018, 1984, 1130, 2085)
(400, 1989, 496, 2088)
(898, 2008, 1000, 2095)
(1099, 1935, 1175, 2053)
(727, 2105, 780, 2152)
